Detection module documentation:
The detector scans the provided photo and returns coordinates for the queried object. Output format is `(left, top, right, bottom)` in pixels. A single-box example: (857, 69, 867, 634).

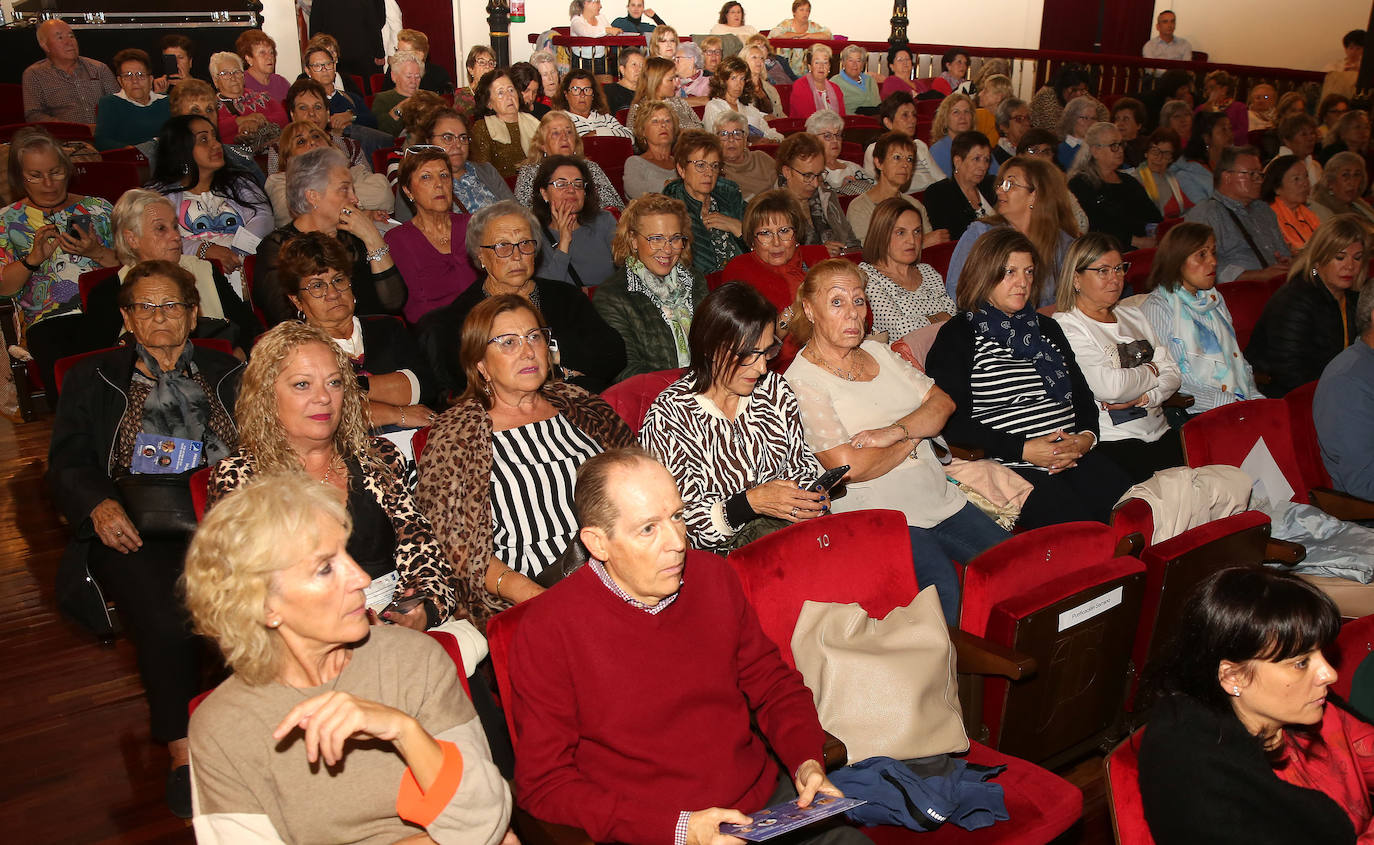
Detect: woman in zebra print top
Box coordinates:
(924, 228, 1134, 529)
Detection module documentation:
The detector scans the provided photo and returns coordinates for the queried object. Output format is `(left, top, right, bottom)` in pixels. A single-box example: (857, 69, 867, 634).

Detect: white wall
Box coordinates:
(261, 0, 302, 79)
(1153, 0, 1366, 71)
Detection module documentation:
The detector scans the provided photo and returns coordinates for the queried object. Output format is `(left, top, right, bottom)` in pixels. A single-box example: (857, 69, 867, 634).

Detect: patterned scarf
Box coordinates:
(1154, 285, 1258, 401)
(968, 304, 1073, 402)
(453, 161, 499, 214)
(626, 256, 696, 366)
(133, 344, 232, 464)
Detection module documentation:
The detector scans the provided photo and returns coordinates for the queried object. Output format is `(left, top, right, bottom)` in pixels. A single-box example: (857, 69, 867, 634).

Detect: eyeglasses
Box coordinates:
(1092, 141, 1125, 152)
(998, 178, 1032, 192)
(489, 328, 553, 354)
(704, 49, 723, 57)
(124, 301, 191, 318)
(120, 71, 148, 79)
(1023, 146, 1053, 157)
(737, 340, 783, 366)
(23, 169, 67, 183)
(1080, 262, 1131, 279)
(472, 58, 497, 69)
(884, 153, 916, 164)
(546, 178, 587, 190)
(1145, 146, 1173, 157)
(216, 69, 244, 79)
(717, 129, 746, 140)
(307, 60, 336, 71)
(432, 132, 471, 145)
(753, 226, 796, 242)
(1226, 169, 1264, 181)
(788, 167, 824, 183)
(567, 85, 593, 95)
(686, 159, 723, 174)
(299, 277, 352, 298)
(638, 232, 690, 251)
(815, 131, 841, 142)
(405, 144, 448, 155)
(481, 239, 539, 257)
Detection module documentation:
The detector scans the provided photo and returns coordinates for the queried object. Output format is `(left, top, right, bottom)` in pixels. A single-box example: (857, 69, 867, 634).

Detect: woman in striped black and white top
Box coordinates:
(925, 227, 1134, 529)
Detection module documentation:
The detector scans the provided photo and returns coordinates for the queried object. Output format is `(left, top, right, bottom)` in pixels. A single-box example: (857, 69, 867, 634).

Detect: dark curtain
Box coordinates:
(1039, 0, 1158, 55)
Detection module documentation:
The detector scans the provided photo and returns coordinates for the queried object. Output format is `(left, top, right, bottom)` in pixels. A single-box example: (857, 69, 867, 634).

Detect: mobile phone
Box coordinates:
(162, 53, 180, 78)
(66, 214, 92, 238)
(383, 594, 426, 616)
(806, 465, 849, 494)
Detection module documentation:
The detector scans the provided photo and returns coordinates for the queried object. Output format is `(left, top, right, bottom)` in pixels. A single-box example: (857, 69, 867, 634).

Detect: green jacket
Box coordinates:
(593, 264, 707, 383)
(662, 178, 747, 276)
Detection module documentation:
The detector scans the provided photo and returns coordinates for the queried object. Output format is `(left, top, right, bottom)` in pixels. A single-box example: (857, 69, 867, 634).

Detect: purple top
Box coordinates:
(384, 214, 480, 324)
(245, 72, 291, 105)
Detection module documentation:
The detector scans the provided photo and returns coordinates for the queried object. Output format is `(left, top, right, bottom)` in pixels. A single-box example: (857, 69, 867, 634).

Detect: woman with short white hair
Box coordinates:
(210, 50, 286, 153)
(831, 44, 879, 115)
(372, 50, 425, 136)
(805, 109, 874, 197)
(788, 42, 844, 120)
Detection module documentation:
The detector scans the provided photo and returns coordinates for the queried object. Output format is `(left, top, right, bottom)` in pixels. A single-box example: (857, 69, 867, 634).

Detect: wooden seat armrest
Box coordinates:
(1114, 531, 1145, 557)
(949, 627, 1037, 680)
(1310, 487, 1374, 522)
(513, 807, 595, 845)
(1264, 538, 1306, 566)
(1162, 392, 1195, 409)
(822, 731, 848, 769)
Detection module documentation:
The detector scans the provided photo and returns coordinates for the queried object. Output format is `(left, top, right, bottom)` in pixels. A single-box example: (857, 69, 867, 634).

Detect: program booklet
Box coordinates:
(720, 796, 866, 841)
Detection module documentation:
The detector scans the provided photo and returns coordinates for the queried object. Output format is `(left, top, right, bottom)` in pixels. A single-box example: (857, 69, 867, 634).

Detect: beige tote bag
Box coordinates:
(791, 586, 968, 762)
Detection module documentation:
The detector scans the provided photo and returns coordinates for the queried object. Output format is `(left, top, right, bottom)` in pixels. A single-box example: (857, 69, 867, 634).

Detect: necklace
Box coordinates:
(808, 346, 863, 381)
(319, 454, 345, 486)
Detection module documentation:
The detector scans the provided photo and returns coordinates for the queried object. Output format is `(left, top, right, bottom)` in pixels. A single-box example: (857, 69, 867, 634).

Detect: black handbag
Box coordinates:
(533, 535, 590, 589)
(114, 470, 199, 539)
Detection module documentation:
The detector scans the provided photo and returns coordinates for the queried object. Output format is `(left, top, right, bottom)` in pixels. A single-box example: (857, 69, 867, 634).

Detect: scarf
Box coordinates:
(809, 78, 834, 114)
(967, 304, 1073, 402)
(626, 256, 696, 366)
(1271, 200, 1320, 250)
(482, 113, 538, 153)
(453, 161, 499, 214)
(1154, 285, 1258, 401)
(134, 343, 231, 464)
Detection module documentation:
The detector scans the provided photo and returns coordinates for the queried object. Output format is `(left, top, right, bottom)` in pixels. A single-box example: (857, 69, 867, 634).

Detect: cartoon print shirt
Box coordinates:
(0, 196, 114, 327)
(165, 188, 273, 260)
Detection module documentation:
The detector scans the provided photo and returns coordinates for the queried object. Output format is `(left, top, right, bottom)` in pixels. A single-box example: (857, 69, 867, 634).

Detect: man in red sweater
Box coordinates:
(509, 449, 869, 845)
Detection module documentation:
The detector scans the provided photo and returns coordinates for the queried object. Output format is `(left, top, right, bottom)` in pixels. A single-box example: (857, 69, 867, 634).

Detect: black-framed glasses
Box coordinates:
(124, 301, 191, 318)
(567, 85, 594, 95)
(1081, 262, 1131, 279)
(638, 232, 689, 251)
(300, 277, 352, 298)
(737, 340, 783, 366)
(481, 239, 539, 257)
(788, 167, 824, 183)
(489, 328, 553, 354)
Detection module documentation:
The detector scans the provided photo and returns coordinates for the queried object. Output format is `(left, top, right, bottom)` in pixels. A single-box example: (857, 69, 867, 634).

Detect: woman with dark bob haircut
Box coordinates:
(531, 153, 617, 287)
(1137, 566, 1374, 844)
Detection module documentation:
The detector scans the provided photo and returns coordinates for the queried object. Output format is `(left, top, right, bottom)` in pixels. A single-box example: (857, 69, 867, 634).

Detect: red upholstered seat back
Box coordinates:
(78, 266, 118, 311)
(54, 346, 122, 392)
(922, 241, 956, 280)
(1283, 380, 1331, 490)
(726, 510, 915, 669)
(1105, 731, 1156, 845)
(582, 136, 633, 200)
(487, 600, 536, 749)
(1122, 248, 1155, 295)
(1329, 614, 1374, 703)
(69, 161, 142, 203)
(191, 466, 212, 522)
(1215, 280, 1271, 350)
(1180, 399, 1309, 505)
(599, 368, 683, 434)
(411, 425, 431, 464)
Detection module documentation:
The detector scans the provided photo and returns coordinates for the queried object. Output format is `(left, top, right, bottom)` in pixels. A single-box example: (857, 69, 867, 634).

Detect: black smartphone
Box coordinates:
(383, 594, 426, 617)
(66, 214, 92, 238)
(162, 53, 180, 78)
(806, 465, 849, 494)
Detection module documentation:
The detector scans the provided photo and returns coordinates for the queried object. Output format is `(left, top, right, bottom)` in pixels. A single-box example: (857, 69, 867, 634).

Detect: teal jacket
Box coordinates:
(663, 177, 747, 276)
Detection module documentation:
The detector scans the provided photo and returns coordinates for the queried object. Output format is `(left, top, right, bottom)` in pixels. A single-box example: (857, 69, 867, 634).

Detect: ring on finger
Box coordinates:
(789, 507, 798, 518)
(115, 530, 123, 535)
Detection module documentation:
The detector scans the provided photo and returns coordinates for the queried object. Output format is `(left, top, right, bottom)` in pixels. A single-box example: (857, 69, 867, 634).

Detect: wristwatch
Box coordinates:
(20, 255, 42, 272)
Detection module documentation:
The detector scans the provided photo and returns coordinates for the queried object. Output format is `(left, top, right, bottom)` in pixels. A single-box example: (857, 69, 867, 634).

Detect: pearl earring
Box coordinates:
(269, 619, 280, 628)
(1232, 685, 1240, 696)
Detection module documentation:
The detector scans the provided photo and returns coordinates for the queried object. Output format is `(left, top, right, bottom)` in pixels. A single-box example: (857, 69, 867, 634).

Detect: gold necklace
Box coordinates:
(808, 346, 863, 381)
(319, 454, 345, 486)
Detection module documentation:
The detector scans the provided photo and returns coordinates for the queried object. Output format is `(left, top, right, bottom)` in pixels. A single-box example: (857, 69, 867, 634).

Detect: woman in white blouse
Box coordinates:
(1052, 232, 1186, 483)
(702, 57, 781, 142)
(785, 258, 1008, 623)
(569, 0, 623, 74)
(858, 197, 956, 339)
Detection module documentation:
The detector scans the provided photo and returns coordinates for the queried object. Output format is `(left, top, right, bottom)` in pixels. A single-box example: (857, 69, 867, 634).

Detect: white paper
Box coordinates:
(1240, 438, 1295, 507)
(1058, 586, 1124, 632)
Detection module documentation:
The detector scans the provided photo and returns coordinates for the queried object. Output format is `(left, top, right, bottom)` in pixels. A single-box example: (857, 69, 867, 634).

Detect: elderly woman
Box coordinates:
(605, 48, 643, 115)
(1246, 83, 1278, 133)
(0, 128, 118, 392)
(557, 69, 634, 139)
(1141, 222, 1259, 414)
(416, 200, 625, 399)
(722, 189, 830, 315)
(94, 48, 171, 151)
(831, 44, 880, 115)
(1051, 233, 1185, 482)
(674, 43, 711, 100)
(529, 50, 560, 106)
(532, 155, 618, 288)
(568, 0, 624, 75)
(704, 57, 781, 142)
(627, 56, 702, 132)
(847, 132, 941, 248)
(1055, 95, 1103, 170)
(303, 43, 378, 131)
(454, 45, 499, 117)
(147, 114, 274, 285)
(777, 132, 861, 255)
(1318, 94, 1352, 145)
(924, 130, 998, 241)
(278, 79, 372, 173)
(712, 1, 757, 37)
(860, 197, 956, 338)
(786, 259, 1006, 622)
(974, 74, 1013, 143)
(789, 43, 845, 120)
(930, 93, 992, 179)
(210, 51, 286, 154)
(371, 50, 425, 137)
(1310, 151, 1374, 230)
(880, 47, 920, 99)
(412, 107, 514, 216)
(1264, 154, 1321, 252)
(101, 189, 262, 349)
(663, 130, 747, 276)
(1278, 113, 1323, 201)
(1138, 567, 1374, 844)
(1131, 127, 1194, 219)
(594, 194, 707, 381)
(640, 282, 828, 551)
(925, 228, 1134, 528)
(624, 100, 680, 198)
(266, 121, 393, 226)
(416, 294, 635, 623)
(254, 147, 405, 326)
(470, 70, 542, 179)
(772, 0, 832, 77)
(1247, 214, 1367, 398)
(207, 320, 454, 626)
(1109, 97, 1149, 167)
(48, 259, 241, 817)
(945, 155, 1080, 307)
(185, 474, 512, 842)
(742, 42, 785, 119)
(1030, 66, 1094, 133)
(930, 48, 971, 97)
(237, 28, 288, 102)
(863, 91, 946, 191)
(806, 109, 874, 197)
(991, 97, 1031, 165)
(383, 148, 480, 323)
(715, 109, 777, 200)
(1068, 122, 1163, 250)
(279, 233, 435, 427)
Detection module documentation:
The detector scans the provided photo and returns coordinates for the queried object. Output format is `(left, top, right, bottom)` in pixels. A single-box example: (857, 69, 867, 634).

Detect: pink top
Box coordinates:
(244, 72, 290, 104)
(880, 75, 922, 99)
(787, 78, 846, 120)
(384, 214, 479, 324)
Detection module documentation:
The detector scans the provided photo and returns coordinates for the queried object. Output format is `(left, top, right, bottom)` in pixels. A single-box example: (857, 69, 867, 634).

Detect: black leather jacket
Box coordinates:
(1246, 277, 1358, 398)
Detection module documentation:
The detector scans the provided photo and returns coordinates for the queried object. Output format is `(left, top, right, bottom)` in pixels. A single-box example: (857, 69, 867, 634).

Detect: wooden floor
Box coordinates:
(0, 413, 1112, 843)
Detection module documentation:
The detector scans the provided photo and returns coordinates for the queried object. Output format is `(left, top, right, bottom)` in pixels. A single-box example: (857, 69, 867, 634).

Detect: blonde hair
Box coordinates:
(631, 99, 679, 149)
(807, 43, 833, 67)
(1056, 231, 1123, 312)
(1290, 214, 1369, 291)
(183, 473, 352, 685)
(234, 322, 375, 474)
(523, 111, 585, 166)
(932, 93, 975, 141)
(788, 258, 865, 345)
(613, 193, 693, 266)
(112, 188, 173, 266)
(277, 120, 331, 169)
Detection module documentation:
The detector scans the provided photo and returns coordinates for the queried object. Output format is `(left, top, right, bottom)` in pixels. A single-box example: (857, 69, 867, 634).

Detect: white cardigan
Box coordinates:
(1053, 304, 1182, 443)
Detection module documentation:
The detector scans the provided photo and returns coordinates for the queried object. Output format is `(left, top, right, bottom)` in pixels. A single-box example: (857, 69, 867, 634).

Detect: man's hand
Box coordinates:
(794, 758, 844, 808)
(686, 808, 750, 845)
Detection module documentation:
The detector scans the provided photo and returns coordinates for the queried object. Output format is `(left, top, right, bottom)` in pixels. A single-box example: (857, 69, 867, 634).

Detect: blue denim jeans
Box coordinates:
(908, 503, 1011, 625)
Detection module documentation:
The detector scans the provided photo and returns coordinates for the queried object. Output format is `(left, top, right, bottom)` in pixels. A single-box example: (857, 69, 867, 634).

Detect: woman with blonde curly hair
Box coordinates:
(929, 93, 986, 177)
(206, 321, 460, 631)
(184, 473, 513, 843)
(512, 110, 625, 209)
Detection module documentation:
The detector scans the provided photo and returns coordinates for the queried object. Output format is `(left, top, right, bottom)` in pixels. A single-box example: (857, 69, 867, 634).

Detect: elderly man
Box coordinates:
(1184, 146, 1290, 282)
(22, 19, 118, 125)
(509, 448, 869, 845)
(777, 132, 861, 255)
(1142, 10, 1193, 64)
(1314, 284, 1374, 501)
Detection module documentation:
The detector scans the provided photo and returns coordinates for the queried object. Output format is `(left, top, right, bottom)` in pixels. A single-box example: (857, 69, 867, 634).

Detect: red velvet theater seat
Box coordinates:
(599, 368, 682, 434)
(1329, 613, 1374, 706)
(1105, 730, 1155, 845)
(960, 522, 1146, 766)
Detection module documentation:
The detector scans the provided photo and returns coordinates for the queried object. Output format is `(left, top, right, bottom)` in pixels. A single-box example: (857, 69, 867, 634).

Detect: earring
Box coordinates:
(1312, 268, 1319, 278)
(1073, 285, 1080, 293)
(1231, 685, 1240, 696)
(1028, 203, 1034, 210)
(269, 619, 281, 628)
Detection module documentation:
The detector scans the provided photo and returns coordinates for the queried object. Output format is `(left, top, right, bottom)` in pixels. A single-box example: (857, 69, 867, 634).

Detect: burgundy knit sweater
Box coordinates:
(509, 551, 825, 845)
